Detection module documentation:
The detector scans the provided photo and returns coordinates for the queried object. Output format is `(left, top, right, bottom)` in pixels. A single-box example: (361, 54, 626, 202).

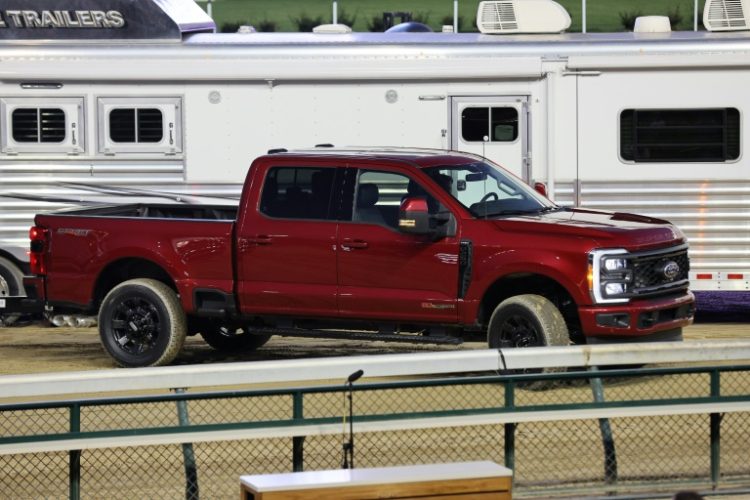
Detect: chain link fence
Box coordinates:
(1, 365, 749, 499)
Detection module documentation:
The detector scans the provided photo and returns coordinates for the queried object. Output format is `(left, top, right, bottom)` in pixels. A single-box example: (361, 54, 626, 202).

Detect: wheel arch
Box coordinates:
(93, 258, 177, 308)
(477, 272, 583, 343)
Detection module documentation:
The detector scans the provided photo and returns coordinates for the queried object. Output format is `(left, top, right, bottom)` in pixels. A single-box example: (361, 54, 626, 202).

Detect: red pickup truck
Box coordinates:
(7, 149, 695, 367)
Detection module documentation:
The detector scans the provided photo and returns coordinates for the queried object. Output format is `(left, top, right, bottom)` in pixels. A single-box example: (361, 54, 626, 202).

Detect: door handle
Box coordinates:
(342, 238, 368, 249)
(247, 235, 273, 245)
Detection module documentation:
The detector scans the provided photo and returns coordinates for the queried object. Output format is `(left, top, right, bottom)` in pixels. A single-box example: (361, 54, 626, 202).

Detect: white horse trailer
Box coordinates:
(1, 0, 749, 318)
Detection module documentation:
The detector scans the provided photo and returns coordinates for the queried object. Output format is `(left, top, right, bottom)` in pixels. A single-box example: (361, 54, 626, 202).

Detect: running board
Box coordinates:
(259, 327, 464, 345)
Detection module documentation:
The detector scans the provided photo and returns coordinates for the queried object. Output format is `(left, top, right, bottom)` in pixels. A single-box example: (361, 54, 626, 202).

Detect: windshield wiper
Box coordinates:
(536, 205, 564, 214)
(474, 206, 564, 218)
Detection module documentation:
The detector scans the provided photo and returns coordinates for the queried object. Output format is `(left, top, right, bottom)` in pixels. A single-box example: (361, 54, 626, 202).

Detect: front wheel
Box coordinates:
(200, 325, 271, 352)
(488, 294, 569, 375)
(98, 278, 187, 367)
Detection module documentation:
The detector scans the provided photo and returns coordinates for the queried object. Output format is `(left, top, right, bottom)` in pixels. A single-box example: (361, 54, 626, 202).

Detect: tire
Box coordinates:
(488, 294, 569, 377)
(0, 256, 24, 327)
(200, 325, 271, 352)
(98, 278, 187, 367)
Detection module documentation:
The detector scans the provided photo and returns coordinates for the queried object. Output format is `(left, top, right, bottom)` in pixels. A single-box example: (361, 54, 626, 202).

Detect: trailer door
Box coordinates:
(450, 96, 530, 180)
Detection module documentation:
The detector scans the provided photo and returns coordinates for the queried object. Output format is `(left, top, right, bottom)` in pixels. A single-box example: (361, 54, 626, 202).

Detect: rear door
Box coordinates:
(450, 95, 530, 180)
(236, 162, 340, 317)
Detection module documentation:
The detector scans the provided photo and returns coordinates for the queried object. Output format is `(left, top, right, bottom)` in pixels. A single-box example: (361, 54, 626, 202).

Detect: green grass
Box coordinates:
(196, 0, 703, 33)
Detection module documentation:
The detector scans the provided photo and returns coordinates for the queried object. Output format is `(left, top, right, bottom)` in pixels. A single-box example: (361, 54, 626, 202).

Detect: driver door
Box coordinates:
(336, 167, 461, 323)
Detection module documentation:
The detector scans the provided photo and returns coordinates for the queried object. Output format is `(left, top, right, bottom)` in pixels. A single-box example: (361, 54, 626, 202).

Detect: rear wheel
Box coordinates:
(200, 325, 271, 352)
(98, 278, 187, 367)
(0, 256, 24, 327)
(488, 294, 569, 376)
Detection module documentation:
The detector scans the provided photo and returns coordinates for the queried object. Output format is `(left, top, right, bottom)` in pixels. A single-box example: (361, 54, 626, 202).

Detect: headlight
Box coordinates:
(589, 249, 632, 303)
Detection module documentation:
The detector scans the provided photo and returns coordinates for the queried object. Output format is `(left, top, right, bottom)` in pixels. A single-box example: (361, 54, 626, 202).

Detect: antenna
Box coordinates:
(342, 369, 364, 469)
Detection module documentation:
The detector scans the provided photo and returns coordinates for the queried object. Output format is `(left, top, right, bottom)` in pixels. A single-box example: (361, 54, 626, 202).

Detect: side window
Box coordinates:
(260, 166, 337, 220)
(0, 97, 84, 154)
(97, 97, 181, 154)
(352, 170, 441, 228)
(461, 107, 518, 142)
(620, 108, 740, 162)
(109, 108, 164, 143)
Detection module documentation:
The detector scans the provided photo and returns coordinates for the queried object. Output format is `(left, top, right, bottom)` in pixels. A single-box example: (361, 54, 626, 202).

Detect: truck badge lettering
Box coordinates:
(420, 302, 456, 310)
(399, 219, 416, 228)
(57, 228, 91, 237)
(0, 10, 125, 29)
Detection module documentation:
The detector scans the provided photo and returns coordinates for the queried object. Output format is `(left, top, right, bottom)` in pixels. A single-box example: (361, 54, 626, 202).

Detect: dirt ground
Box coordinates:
(0, 321, 748, 375)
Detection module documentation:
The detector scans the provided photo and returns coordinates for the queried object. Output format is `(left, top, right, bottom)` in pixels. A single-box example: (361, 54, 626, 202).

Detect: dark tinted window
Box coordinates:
(461, 107, 518, 142)
(110, 108, 163, 143)
(12, 108, 65, 143)
(260, 167, 337, 220)
(621, 108, 740, 162)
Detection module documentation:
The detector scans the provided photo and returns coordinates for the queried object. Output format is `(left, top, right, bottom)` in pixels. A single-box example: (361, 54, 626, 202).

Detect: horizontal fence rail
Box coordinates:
(3, 340, 750, 398)
(1, 341, 750, 499)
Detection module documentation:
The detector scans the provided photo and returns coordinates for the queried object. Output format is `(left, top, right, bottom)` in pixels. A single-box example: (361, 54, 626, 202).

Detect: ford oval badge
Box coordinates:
(662, 261, 680, 281)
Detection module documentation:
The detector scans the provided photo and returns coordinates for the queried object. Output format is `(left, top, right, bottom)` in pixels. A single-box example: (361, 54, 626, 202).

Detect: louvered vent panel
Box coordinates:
(706, 0, 747, 29)
(479, 1, 518, 32)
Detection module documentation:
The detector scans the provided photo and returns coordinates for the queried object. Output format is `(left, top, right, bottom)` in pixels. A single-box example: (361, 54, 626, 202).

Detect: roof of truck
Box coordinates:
(263, 147, 484, 168)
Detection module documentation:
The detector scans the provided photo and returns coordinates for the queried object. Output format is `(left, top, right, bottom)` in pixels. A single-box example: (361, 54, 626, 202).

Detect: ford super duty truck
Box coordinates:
(3, 149, 695, 367)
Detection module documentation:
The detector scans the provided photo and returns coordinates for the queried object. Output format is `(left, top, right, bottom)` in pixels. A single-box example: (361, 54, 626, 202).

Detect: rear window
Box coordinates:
(260, 167, 337, 220)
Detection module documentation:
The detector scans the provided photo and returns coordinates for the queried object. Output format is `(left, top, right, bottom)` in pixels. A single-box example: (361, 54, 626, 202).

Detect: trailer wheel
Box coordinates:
(98, 278, 187, 367)
(0, 256, 24, 327)
(200, 325, 271, 352)
(488, 294, 569, 377)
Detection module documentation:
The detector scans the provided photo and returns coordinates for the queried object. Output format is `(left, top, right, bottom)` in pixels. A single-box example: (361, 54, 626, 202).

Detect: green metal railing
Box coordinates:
(1, 364, 749, 499)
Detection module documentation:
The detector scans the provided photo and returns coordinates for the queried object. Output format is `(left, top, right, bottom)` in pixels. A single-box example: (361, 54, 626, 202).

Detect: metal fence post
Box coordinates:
(173, 388, 199, 500)
(69, 403, 80, 500)
(710, 369, 722, 488)
(589, 366, 618, 485)
(292, 391, 305, 472)
(503, 380, 516, 472)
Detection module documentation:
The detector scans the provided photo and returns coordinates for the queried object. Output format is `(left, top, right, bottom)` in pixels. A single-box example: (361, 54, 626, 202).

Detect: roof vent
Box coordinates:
(312, 24, 352, 34)
(704, 0, 749, 31)
(477, 0, 571, 34)
(633, 16, 671, 32)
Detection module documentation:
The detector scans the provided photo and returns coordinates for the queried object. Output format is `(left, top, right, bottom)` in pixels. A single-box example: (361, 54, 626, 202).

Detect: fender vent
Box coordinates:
(704, 0, 749, 31)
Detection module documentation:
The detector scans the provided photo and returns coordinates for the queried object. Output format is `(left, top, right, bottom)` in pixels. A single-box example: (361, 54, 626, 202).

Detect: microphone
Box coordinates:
(347, 369, 364, 384)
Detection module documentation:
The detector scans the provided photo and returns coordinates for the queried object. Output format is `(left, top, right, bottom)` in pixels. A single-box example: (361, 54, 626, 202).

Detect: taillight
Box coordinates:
(29, 226, 48, 275)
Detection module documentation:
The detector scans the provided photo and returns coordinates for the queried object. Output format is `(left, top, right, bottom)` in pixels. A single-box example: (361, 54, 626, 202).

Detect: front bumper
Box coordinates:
(578, 291, 695, 341)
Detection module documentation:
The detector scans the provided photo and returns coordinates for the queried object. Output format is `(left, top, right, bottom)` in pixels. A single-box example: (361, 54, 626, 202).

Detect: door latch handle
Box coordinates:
(342, 238, 368, 249)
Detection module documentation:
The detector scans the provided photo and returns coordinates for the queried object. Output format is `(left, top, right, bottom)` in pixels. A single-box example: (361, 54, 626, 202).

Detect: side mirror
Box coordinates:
(398, 197, 432, 235)
(534, 182, 548, 198)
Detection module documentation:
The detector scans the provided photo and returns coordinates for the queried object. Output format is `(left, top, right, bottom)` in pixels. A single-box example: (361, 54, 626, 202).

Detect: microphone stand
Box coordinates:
(342, 369, 364, 469)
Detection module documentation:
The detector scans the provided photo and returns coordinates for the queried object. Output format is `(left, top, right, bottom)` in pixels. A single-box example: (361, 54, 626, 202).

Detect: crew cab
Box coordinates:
(6, 149, 695, 367)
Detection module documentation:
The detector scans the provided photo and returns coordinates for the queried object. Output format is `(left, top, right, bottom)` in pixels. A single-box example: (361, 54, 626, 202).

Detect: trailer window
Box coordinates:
(97, 97, 182, 155)
(12, 108, 66, 143)
(109, 108, 164, 143)
(260, 167, 337, 220)
(620, 108, 740, 162)
(461, 107, 518, 142)
(1, 97, 84, 155)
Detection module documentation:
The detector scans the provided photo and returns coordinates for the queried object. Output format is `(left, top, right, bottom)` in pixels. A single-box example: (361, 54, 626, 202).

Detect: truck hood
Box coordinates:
(491, 207, 685, 250)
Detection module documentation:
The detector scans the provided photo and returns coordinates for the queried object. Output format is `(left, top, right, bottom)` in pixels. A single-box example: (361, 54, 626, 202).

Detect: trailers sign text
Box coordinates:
(0, 10, 125, 29)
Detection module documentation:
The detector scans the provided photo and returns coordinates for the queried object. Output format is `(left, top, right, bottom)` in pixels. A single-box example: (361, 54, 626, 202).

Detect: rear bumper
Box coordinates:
(578, 291, 695, 341)
(0, 276, 46, 315)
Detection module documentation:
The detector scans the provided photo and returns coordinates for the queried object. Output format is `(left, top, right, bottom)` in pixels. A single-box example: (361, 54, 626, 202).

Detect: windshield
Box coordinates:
(422, 161, 558, 218)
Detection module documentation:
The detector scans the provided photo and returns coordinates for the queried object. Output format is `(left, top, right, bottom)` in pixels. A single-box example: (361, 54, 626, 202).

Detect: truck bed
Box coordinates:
(59, 203, 238, 221)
